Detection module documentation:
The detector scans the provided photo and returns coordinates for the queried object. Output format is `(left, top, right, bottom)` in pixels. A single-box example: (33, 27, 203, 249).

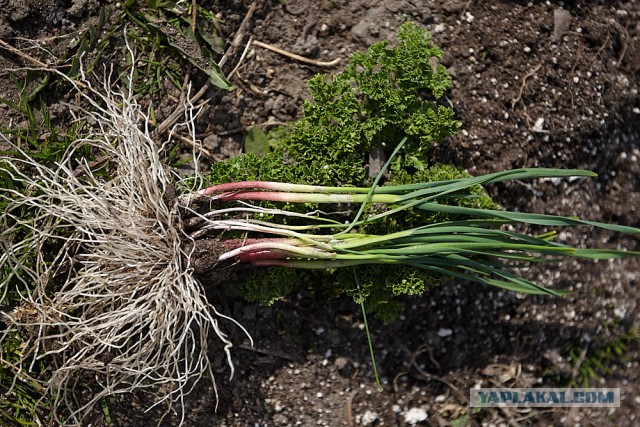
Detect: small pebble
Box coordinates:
(437, 328, 453, 337)
(404, 407, 428, 424)
(465, 12, 474, 23)
(362, 410, 378, 425)
(532, 117, 545, 133)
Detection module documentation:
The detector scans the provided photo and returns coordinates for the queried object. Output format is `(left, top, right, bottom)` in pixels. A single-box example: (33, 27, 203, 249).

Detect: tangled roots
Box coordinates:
(0, 72, 246, 424)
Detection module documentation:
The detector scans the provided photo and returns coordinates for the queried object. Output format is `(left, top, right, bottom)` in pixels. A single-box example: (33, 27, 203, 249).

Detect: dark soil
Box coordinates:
(1, 0, 639, 426)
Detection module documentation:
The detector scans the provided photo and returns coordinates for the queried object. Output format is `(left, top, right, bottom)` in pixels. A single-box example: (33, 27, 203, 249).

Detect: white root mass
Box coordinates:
(0, 65, 249, 424)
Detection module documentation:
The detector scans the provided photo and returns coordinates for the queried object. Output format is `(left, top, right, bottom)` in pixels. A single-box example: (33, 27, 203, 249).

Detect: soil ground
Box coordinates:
(1, 0, 639, 426)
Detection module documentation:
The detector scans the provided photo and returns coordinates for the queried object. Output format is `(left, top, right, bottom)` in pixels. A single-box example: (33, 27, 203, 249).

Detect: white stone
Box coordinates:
(362, 410, 378, 425)
(437, 328, 453, 337)
(532, 117, 545, 133)
(404, 407, 428, 424)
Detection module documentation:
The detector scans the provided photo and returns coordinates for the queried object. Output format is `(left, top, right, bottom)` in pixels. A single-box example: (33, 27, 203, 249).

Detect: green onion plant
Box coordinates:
(190, 161, 639, 297)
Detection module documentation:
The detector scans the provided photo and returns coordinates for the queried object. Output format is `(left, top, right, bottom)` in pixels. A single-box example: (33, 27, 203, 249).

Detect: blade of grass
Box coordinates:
(406, 203, 640, 235)
(408, 261, 567, 295)
(396, 168, 597, 202)
(353, 267, 382, 391)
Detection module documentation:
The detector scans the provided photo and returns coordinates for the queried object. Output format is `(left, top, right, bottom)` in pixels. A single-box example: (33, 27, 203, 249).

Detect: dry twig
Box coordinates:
(511, 63, 542, 110)
(252, 40, 342, 67)
(345, 389, 358, 427)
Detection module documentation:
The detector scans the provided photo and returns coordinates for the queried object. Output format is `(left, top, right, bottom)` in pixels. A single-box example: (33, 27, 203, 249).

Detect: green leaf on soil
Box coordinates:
(244, 126, 270, 156)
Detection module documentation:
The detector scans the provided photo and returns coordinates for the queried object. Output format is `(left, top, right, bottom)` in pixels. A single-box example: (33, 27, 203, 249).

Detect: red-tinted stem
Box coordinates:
(235, 249, 292, 263)
(208, 190, 355, 204)
(198, 181, 282, 196)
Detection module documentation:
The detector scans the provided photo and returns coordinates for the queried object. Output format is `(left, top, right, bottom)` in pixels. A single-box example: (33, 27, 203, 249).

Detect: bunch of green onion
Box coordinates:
(194, 140, 639, 296)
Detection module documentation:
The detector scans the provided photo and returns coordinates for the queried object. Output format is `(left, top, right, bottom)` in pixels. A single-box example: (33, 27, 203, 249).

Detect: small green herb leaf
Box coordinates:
(244, 126, 270, 156)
